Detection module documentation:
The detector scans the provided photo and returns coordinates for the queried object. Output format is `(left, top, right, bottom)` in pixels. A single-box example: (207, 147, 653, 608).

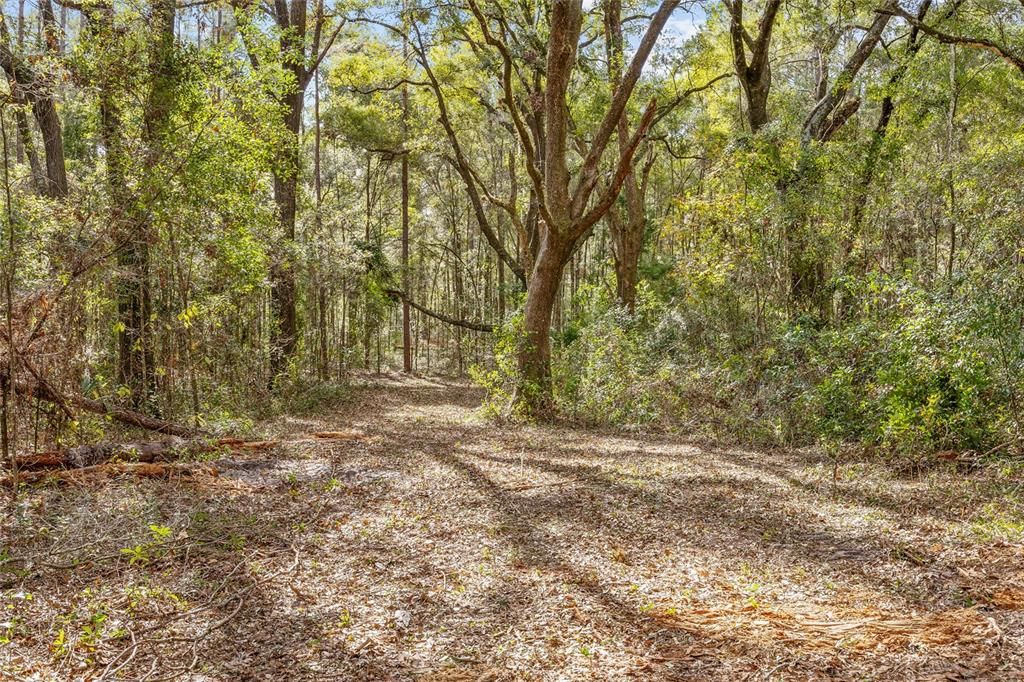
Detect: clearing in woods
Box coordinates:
(2, 376, 1023, 680)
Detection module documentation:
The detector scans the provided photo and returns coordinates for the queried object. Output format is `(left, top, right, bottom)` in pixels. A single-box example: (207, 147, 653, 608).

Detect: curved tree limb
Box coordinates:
(384, 290, 495, 333)
(881, 4, 1024, 75)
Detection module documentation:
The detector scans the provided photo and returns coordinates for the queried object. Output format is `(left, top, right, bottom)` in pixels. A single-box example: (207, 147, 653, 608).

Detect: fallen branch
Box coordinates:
(312, 430, 367, 440)
(16, 437, 201, 469)
(13, 375, 204, 437)
(12, 436, 289, 471)
(12, 430, 366, 474)
(214, 438, 279, 451)
(13, 452, 66, 470)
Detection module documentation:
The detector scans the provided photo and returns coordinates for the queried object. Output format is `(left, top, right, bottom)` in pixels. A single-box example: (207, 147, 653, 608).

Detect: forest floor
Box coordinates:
(2, 375, 1024, 681)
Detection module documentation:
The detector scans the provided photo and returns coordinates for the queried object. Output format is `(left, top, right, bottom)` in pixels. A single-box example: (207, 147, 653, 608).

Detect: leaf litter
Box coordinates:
(1, 374, 1022, 680)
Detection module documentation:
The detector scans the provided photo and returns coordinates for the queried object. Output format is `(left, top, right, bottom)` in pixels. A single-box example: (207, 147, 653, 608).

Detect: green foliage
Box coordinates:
(549, 269, 1024, 453)
(554, 284, 676, 426)
(470, 308, 527, 420)
(120, 524, 175, 567)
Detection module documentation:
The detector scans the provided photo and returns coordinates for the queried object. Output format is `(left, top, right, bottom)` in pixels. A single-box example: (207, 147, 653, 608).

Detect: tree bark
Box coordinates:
(850, 0, 933, 241)
(726, 0, 782, 133)
(13, 99, 44, 194)
(517, 237, 566, 412)
(269, 89, 302, 383)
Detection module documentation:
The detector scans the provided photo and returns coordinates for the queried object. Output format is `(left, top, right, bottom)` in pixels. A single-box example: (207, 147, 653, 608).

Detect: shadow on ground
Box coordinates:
(3, 378, 1021, 680)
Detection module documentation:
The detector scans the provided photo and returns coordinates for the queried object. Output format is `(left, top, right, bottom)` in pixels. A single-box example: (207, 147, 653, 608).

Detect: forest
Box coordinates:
(1, 0, 1023, 678)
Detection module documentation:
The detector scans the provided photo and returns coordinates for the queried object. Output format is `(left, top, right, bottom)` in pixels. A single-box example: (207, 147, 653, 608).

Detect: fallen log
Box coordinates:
(13, 452, 66, 470)
(10, 430, 370, 475)
(312, 430, 367, 440)
(14, 438, 199, 470)
(13, 437, 283, 471)
(49, 436, 199, 468)
(3, 462, 218, 486)
(218, 439, 279, 451)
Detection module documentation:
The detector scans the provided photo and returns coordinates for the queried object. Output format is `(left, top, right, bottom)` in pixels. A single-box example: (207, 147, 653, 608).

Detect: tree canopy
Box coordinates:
(0, 0, 1023, 447)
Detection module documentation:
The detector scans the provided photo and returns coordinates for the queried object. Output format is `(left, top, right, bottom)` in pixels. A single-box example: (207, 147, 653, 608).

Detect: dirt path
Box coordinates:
(3, 376, 1023, 680)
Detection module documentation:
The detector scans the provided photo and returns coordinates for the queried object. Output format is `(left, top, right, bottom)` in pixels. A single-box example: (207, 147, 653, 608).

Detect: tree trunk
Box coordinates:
(779, 167, 828, 317)
(269, 90, 301, 383)
(35, 0, 68, 198)
(401, 3, 412, 373)
(115, 0, 176, 410)
(88, 3, 149, 408)
(604, 0, 646, 312)
(783, 1, 895, 316)
(0, 10, 67, 199)
(13, 103, 43, 194)
(32, 98, 68, 198)
(516, 235, 565, 414)
(727, 0, 781, 133)
(609, 206, 643, 311)
(401, 155, 412, 374)
(15, 0, 24, 165)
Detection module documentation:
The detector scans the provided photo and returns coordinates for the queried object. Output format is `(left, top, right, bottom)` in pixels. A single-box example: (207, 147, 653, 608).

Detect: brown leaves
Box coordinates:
(990, 588, 1024, 610)
(312, 429, 368, 440)
(652, 604, 1002, 652)
(3, 461, 218, 486)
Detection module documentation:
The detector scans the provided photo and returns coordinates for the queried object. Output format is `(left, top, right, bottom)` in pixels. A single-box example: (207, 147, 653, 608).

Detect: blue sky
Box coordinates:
(664, 5, 707, 41)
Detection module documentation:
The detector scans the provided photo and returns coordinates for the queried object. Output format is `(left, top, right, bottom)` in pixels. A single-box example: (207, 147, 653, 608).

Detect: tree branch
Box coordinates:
(802, 0, 897, 142)
(384, 290, 495, 332)
(573, 97, 658, 238)
(404, 19, 526, 284)
(652, 72, 733, 126)
(465, 0, 554, 229)
(881, 4, 1024, 75)
(571, 0, 681, 219)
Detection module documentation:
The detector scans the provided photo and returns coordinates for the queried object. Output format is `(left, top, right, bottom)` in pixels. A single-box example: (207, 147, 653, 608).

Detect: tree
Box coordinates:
(603, 0, 655, 312)
(233, 0, 344, 383)
(725, 0, 782, 133)
(398, 0, 680, 412)
(0, 5, 68, 198)
(726, 0, 897, 312)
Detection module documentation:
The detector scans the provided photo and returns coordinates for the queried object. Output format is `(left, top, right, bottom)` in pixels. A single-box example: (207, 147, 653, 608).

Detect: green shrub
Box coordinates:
(536, 271, 1023, 454)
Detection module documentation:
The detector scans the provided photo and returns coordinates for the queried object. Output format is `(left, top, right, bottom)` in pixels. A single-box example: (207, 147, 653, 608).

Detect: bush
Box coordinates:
(554, 284, 676, 426)
(540, 272, 1024, 454)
